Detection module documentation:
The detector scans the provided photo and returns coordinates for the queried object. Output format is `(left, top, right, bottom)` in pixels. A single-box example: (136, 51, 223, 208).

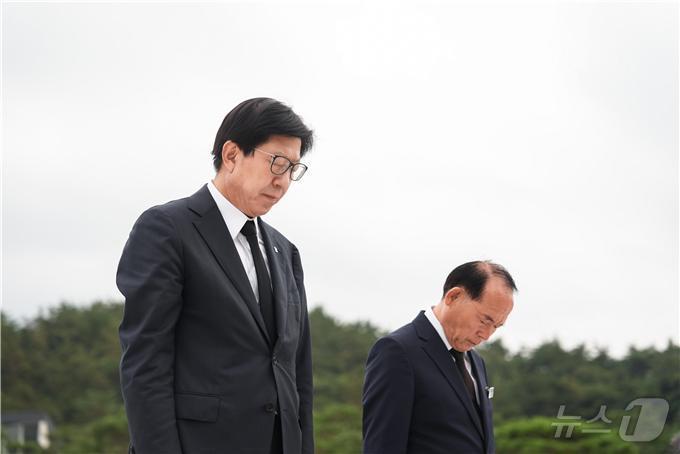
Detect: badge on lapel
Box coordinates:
(485, 386, 495, 399)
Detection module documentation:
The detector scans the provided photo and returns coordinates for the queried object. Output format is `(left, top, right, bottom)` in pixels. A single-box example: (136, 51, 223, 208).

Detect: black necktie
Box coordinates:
(241, 220, 277, 346)
(450, 349, 478, 407)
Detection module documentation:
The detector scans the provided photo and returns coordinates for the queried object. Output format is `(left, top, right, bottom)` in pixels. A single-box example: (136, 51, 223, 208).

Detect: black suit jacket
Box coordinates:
(117, 185, 314, 454)
(362, 311, 495, 454)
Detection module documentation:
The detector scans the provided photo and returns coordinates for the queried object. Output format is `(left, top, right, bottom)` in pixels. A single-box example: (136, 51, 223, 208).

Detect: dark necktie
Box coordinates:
(450, 349, 478, 407)
(241, 220, 277, 346)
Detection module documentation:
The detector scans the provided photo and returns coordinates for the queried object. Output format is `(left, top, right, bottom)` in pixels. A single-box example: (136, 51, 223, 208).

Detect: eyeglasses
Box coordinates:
(253, 148, 308, 181)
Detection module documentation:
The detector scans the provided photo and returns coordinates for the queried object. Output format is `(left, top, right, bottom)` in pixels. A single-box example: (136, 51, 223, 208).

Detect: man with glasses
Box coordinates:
(117, 98, 314, 454)
(362, 261, 516, 454)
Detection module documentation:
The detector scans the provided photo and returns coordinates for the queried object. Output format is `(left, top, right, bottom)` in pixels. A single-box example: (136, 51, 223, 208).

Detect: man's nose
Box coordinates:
(272, 172, 290, 188)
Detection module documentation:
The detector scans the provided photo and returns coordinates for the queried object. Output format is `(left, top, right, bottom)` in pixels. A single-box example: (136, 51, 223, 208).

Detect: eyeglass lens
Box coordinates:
(271, 156, 307, 181)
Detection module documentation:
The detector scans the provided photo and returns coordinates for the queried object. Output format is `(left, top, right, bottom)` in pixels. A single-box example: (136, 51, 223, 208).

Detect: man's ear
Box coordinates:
(444, 287, 463, 306)
(221, 140, 240, 173)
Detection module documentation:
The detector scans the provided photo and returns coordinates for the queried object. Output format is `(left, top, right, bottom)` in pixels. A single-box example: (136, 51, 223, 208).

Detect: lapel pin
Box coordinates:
(274, 246, 279, 253)
(485, 386, 495, 399)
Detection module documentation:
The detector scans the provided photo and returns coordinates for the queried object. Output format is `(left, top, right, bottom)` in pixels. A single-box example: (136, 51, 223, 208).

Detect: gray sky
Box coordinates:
(3, 1, 678, 357)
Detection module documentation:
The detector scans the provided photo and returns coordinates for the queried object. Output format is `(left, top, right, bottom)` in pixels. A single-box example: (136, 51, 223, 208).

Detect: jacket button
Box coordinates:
(264, 403, 276, 413)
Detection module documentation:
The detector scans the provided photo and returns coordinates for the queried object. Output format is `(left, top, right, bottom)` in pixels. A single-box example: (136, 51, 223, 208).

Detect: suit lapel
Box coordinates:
(470, 351, 494, 449)
(188, 185, 271, 346)
(258, 219, 288, 351)
(413, 312, 485, 440)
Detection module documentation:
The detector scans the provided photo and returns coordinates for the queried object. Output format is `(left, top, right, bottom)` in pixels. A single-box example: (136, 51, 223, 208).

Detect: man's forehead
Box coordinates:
(258, 136, 302, 161)
(480, 281, 514, 313)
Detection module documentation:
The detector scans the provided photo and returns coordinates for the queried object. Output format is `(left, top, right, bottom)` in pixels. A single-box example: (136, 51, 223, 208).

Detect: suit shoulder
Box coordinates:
(147, 195, 192, 218)
(130, 194, 195, 231)
(366, 329, 418, 380)
(371, 322, 418, 355)
(388, 322, 418, 345)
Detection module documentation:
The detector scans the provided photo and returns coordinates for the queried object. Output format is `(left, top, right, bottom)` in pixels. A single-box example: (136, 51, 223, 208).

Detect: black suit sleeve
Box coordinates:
(292, 246, 314, 454)
(117, 207, 184, 454)
(362, 337, 414, 454)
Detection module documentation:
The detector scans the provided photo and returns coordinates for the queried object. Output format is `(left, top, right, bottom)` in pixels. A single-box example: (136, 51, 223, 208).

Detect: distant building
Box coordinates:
(1, 411, 54, 451)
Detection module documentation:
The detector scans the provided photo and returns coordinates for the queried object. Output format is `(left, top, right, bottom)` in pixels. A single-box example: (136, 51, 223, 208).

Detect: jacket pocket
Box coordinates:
(175, 393, 220, 422)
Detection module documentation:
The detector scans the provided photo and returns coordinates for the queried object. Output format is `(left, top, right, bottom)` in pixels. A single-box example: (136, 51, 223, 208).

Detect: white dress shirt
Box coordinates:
(424, 306, 480, 404)
(207, 180, 271, 303)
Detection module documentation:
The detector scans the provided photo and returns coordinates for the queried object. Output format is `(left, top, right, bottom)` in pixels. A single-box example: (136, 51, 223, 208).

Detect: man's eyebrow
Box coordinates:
(279, 153, 302, 163)
(268, 148, 300, 159)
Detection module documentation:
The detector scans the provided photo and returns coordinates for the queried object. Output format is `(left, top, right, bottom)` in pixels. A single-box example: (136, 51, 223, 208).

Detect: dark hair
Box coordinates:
(211, 97, 314, 171)
(442, 261, 517, 300)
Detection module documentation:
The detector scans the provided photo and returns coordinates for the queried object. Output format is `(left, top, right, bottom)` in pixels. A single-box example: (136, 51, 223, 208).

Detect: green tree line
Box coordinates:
(2, 302, 678, 453)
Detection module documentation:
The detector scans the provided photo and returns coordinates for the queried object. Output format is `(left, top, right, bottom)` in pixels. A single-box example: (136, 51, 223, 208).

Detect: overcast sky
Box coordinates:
(3, 1, 678, 357)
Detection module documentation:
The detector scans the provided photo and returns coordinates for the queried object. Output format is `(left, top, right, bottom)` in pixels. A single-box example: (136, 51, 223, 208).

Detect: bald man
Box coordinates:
(362, 261, 516, 454)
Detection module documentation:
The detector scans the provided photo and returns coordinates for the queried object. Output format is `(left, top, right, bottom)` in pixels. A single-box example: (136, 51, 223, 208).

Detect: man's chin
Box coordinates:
(253, 205, 273, 217)
(457, 340, 476, 351)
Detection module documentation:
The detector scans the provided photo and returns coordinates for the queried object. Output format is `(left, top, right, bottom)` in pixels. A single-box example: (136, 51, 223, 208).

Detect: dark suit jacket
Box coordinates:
(117, 185, 313, 454)
(362, 311, 495, 454)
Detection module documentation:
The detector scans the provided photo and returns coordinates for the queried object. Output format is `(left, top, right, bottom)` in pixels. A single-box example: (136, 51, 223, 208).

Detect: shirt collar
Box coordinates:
(207, 180, 257, 241)
(425, 306, 453, 351)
